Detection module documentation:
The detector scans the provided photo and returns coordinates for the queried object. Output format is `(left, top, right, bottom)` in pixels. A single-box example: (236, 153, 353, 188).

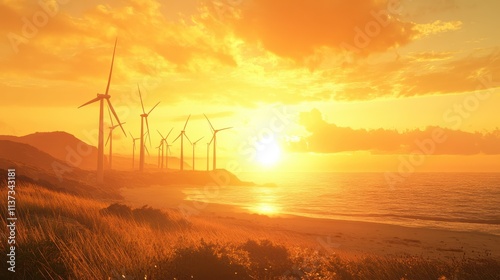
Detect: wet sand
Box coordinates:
(121, 185, 500, 260)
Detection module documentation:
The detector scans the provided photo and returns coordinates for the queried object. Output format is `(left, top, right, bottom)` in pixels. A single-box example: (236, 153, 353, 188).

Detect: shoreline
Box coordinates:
(121, 184, 500, 261)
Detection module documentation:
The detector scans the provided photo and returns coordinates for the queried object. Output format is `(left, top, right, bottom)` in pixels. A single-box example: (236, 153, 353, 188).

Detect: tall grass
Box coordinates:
(1, 182, 499, 279)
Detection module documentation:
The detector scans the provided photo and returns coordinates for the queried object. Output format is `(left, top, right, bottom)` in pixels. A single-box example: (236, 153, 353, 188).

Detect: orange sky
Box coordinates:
(1, 0, 499, 172)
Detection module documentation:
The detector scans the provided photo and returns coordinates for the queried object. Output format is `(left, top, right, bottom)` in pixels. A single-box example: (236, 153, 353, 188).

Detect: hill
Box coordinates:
(0, 131, 99, 170)
(0, 131, 191, 171)
(0, 138, 252, 199)
(0, 140, 120, 198)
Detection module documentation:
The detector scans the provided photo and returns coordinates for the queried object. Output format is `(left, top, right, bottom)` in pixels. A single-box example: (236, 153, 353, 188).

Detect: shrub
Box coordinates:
(240, 239, 293, 279)
(161, 239, 251, 279)
(100, 203, 184, 229)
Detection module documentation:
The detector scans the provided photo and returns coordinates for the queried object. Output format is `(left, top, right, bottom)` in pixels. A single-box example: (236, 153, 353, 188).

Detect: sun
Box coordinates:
(256, 141, 282, 167)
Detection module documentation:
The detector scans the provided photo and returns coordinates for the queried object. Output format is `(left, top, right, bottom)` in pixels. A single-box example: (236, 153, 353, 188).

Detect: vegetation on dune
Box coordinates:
(1, 182, 499, 280)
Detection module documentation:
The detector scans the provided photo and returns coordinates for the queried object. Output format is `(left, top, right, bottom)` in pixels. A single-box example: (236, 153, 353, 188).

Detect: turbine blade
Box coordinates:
(105, 38, 117, 96)
(208, 134, 215, 145)
(105, 131, 111, 146)
(218, 126, 233, 132)
(107, 100, 126, 136)
(144, 145, 150, 156)
(144, 117, 149, 135)
(111, 122, 126, 129)
(185, 133, 192, 145)
(157, 130, 165, 140)
(195, 136, 204, 144)
(173, 132, 182, 143)
(129, 131, 134, 139)
(204, 114, 215, 132)
(78, 96, 101, 108)
(183, 114, 191, 130)
(138, 84, 146, 114)
(166, 127, 173, 139)
(107, 106, 113, 126)
(145, 117, 151, 147)
(148, 101, 160, 115)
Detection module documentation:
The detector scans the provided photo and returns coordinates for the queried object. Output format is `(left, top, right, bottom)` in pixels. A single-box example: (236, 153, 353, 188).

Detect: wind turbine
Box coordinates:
(137, 84, 160, 172)
(156, 142, 162, 168)
(78, 38, 125, 183)
(158, 128, 173, 170)
(173, 115, 191, 171)
(190, 136, 204, 171)
(165, 142, 173, 170)
(106, 107, 125, 170)
(206, 141, 211, 171)
(204, 114, 232, 170)
(129, 132, 140, 169)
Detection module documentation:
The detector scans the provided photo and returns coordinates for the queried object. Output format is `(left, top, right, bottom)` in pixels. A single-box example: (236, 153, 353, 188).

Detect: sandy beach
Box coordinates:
(121, 184, 500, 261)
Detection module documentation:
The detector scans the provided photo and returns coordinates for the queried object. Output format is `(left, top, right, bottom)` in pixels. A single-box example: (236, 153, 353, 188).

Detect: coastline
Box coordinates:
(121, 184, 500, 261)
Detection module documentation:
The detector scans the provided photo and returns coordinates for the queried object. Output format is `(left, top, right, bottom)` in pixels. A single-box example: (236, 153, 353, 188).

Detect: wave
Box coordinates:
(320, 212, 500, 225)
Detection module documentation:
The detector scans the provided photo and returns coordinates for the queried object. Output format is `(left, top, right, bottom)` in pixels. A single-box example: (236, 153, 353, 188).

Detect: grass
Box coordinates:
(1, 182, 499, 279)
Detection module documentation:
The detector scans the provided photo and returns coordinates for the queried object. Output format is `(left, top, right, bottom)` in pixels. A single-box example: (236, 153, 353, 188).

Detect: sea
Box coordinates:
(183, 172, 500, 236)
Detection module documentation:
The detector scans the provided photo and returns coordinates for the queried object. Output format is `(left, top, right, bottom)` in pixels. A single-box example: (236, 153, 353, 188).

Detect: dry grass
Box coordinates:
(1, 182, 499, 279)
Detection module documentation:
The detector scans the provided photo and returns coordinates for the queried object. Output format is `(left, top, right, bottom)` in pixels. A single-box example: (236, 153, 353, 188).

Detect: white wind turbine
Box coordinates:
(106, 107, 125, 170)
(190, 136, 204, 171)
(137, 85, 160, 172)
(78, 38, 125, 183)
(204, 114, 232, 170)
(129, 132, 140, 169)
(173, 115, 191, 171)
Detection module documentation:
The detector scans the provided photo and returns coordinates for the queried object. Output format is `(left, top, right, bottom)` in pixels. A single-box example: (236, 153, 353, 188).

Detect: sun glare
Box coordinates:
(252, 203, 280, 215)
(256, 141, 282, 167)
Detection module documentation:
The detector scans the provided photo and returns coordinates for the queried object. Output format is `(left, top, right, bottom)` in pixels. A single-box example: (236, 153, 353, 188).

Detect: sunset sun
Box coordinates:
(256, 141, 282, 167)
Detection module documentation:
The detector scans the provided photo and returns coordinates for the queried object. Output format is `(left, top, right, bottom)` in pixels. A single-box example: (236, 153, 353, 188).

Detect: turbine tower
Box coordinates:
(137, 84, 160, 172)
(206, 142, 211, 171)
(156, 142, 162, 168)
(204, 114, 232, 170)
(129, 132, 140, 169)
(190, 136, 204, 171)
(165, 142, 172, 170)
(106, 107, 125, 170)
(78, 38, 125, 183)
(158, 128, 173, 170)
(173, 115, 191, 171)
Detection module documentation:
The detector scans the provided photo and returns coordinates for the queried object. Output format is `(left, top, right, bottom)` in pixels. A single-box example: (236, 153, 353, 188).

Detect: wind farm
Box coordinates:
(77, 55, 228, 177)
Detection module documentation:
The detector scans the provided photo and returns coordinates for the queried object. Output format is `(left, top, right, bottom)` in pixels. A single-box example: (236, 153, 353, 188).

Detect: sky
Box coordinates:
(1, 0, 499, 173)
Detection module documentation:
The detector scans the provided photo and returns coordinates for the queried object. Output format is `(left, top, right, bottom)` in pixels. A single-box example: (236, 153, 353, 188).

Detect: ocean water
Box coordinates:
(183, 172, 500, 235)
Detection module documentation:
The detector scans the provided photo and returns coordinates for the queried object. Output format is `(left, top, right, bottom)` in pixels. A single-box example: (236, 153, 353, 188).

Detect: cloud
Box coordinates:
(1, 0, 496, 108)
(208, 0, 417, 60)
(324, 47, 500, 100)
(293, 108, 500, 155)
(0, 0, 236, 82)
(414, 20, 462, 37)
